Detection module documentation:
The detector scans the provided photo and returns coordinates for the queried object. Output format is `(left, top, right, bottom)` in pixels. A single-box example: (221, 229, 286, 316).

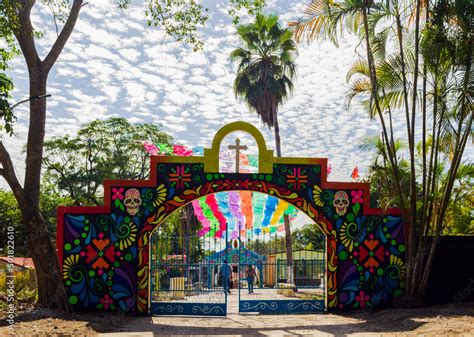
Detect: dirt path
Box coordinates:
(1, 302, 473, 336)
(99, 304, 474, 337)
(0, 304, 131, 336)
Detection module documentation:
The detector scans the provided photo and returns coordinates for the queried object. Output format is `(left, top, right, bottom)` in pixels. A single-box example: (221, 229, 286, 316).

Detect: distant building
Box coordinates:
(266, 249, 325, 287)
(0, 257, 35, 273)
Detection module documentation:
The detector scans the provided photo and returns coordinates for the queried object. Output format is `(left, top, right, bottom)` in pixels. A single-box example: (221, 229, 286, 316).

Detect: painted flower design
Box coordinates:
(351, 190, 363, 204)
(153, 184, 167, 207)
(62, 254, 79, 280)
(340, 222, 358, 251)
(219, 179, 252, 190)
(143, 142, 159, 156)
(355, 290, 370, 308)
(389, 255, 406, 279)
(313, 185, 324, 207)
(100, 294, 114, 310)
(117, 222, 138, 250)
(112, 187, 124, 200)
(173, 144, 193, 156)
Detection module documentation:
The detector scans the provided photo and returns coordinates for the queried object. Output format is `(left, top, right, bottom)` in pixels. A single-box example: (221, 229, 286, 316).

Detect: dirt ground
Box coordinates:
(1, 302, 473, 336)
(0, 303, 132, 336)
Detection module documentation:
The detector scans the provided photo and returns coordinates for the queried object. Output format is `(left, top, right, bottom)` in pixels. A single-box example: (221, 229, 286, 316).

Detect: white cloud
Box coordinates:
(2, 0, 472, 192)
(118, 48, 141, 62)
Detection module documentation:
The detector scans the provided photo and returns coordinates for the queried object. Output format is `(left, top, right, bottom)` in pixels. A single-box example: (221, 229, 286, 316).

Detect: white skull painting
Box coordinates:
(333, 191, 349, 216)
(124, 188, 142, 216)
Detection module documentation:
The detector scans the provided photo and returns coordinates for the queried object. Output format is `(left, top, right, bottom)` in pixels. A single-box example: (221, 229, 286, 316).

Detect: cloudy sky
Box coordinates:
(2, 0, 446, 190)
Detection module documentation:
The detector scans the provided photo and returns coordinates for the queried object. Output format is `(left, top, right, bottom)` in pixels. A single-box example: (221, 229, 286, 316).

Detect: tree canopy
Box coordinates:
(292, 0, 473, 304)
(43, 117, 173, 205)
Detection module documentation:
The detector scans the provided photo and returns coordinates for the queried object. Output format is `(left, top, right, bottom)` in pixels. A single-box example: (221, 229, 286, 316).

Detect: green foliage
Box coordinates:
(0, 188, 75, 255)
(231, 13, 297, 129)
(247, 236, 286, 255)
(290, 0, 370, 47)
(0, 189, 27, 256)
(41, 0, 72, 22)
(296, 0, 472, 244)
(360, 136, 411, 209)
(43, 118, 173, 206)
(363, 136, 474, 234)
(246, 224, 324, 254)
(118, 0, 267, 51)
(0, 1, 19, 135)
(228, 0, 266, 25)
(40, 184, 75, 236)
(442, 163, 474, 235)
(145, 0, 209, 51)
(0, 270, 37, 303)
(153, 205, 205, 263)
(293, 225, 325, 251)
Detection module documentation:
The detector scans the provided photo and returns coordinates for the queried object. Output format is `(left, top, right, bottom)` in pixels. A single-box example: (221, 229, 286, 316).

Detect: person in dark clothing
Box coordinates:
(221, 260, 232, 294)
(246, 264, 257, 294)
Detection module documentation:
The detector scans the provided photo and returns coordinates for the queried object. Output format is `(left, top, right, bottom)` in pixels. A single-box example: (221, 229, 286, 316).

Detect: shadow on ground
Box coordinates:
(0, 304, 132, 333)
(102, 302, 474, 336)
(2, 302, 473, 336)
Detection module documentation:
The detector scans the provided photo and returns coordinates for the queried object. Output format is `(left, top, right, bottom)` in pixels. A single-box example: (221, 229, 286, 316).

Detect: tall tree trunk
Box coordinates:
(283, 213, 294, 284)
(20, 65, 72, 311)
(183, 204, 194, 285)
(0, 0, 84, 312)
(23, 207, 71, 310)
(273, 108, 282, 158)
(408, 0, 422, 295)
(272, 108, 294, 284)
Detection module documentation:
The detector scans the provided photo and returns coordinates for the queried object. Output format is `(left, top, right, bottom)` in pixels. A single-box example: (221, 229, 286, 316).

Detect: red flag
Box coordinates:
(351, 166, 359, 180)
(327, 163, 332, 175)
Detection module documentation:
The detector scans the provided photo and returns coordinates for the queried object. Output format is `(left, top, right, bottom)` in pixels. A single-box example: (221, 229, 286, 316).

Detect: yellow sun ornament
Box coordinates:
(340, 222, 357, 251)
(154, 184, 167, 207)
(118, 222, 138, 250)
(313, 185, 324, 207)
(63, 254, 79, 280)
(389, 255, 406, 278)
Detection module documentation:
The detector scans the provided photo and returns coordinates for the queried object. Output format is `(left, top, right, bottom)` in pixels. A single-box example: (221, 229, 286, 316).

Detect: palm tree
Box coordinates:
(291, 0, 473, 305)
(231, 13, 296, 157)
(231, 13, 297, 284)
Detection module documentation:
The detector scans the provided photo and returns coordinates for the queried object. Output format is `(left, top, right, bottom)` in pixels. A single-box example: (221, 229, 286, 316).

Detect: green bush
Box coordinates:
(0, 273, 5, 293)
(0, 270, 37, 303)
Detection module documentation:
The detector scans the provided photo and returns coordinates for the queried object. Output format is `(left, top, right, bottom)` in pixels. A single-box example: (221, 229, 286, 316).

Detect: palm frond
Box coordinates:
(371, 27, 391, 60)
(289, 0, 346, 47)
(231, 13, 297, 128)
(378, 90, 405, 111)
(346, 58, 370, 82)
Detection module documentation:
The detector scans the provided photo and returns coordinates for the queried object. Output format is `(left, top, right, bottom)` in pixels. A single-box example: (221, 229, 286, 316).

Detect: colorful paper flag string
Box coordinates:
(240, 191, 253, 230)
(262, 195, 279, 228)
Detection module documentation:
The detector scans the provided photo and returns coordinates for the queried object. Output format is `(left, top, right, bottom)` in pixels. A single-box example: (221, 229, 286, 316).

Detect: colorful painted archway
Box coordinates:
(57, 121, 405, 313)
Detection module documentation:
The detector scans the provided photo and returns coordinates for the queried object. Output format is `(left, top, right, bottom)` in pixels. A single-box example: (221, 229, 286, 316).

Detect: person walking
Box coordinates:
(246, 264, 257, 294)
(221, 260, 232, 294)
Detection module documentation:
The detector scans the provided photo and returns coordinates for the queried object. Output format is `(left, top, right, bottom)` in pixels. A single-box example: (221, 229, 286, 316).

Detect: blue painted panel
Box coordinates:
(150, 302, 226, 316)
(239, 300, 325, 314)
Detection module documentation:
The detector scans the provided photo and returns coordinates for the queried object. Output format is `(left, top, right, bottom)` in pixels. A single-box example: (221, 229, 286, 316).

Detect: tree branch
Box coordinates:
(13, 0, 41, 69)
(43, 0, 84, 71)
(0, 141, 25, 207)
